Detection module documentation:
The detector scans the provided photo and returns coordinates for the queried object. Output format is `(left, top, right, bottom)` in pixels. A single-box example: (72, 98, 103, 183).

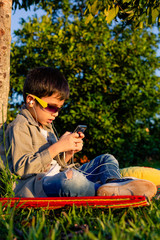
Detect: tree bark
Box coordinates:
(0, 0, 12, 126)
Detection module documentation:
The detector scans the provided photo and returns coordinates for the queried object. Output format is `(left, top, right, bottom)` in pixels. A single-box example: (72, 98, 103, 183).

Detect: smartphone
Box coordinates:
(74, 125, 87, 135)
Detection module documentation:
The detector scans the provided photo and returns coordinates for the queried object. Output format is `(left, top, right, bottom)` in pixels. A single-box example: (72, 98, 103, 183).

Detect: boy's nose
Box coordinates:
(51, 111, 59, 117)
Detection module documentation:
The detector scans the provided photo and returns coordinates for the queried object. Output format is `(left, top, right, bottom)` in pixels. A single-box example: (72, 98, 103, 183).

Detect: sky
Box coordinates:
(11, 6, 45, 40)
(11, 7, 160, 76)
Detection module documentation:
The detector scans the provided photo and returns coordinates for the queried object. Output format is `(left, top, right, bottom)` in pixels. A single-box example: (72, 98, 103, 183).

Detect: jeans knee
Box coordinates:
(103, 153, 119, 166)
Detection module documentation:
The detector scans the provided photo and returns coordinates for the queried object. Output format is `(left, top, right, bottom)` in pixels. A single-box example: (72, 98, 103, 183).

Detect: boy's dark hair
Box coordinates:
(23, 67, 70, 102)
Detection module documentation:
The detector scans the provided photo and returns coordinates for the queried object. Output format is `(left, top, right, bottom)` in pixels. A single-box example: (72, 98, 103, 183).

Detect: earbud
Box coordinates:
(29, 100, 33, 104)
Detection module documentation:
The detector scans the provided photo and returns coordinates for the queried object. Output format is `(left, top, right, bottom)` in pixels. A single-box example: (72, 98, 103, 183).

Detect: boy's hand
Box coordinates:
(48, 131, 84, 160)
(58, 131, 84, 153)
(64, 131, 85, 162)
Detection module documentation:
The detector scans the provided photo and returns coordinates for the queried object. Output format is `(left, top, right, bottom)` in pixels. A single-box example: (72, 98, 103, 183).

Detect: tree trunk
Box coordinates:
(0, 0, 12, 126)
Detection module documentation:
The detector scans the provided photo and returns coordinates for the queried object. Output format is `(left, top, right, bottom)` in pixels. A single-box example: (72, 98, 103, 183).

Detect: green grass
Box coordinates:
(0, 199, 160, 240)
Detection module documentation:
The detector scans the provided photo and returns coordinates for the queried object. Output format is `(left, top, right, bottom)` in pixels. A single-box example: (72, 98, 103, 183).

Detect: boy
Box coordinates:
(0, 67, 157, 198)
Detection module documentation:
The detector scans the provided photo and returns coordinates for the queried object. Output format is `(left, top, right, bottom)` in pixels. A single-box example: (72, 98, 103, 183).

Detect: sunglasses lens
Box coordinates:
(34, 96, 60, 113)
(45, 105, 60, 113)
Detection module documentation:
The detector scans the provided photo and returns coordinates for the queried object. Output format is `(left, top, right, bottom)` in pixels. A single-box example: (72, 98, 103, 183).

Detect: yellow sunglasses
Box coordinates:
(27, 93, 61, 113)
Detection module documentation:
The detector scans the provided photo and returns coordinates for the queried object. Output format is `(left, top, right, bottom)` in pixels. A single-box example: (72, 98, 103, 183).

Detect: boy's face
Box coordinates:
(27, 93, 65, 127)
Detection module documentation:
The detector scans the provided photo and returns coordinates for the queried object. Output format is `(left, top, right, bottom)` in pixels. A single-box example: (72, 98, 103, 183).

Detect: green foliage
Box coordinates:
(0, 162, 17, 198)
(10, 1, 160, 166)
(85, 0, 160, 28)
(11, 0, 160, 27)
(0, 200, 160, 239)
(0, 125, 18, 197)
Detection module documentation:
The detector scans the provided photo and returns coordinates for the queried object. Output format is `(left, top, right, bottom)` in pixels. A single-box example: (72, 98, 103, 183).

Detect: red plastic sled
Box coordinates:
(0, 195, 149, 209)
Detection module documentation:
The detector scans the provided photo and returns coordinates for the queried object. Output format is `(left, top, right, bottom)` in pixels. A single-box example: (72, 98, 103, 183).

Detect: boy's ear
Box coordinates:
(26, 95, 35, 107)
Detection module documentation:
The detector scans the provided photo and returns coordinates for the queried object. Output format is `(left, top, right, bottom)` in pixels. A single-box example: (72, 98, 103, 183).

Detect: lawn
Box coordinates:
(0, 198, 160, 240)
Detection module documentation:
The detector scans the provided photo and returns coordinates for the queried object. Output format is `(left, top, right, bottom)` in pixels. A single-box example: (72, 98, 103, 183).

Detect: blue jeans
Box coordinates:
(43, 154, 121, 197)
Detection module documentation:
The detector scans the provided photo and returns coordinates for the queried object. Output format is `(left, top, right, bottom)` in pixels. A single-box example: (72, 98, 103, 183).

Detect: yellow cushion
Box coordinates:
(120, 167, 160, 186)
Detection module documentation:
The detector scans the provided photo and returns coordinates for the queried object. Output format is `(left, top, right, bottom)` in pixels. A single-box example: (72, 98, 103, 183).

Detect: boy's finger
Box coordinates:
(64, 131, 72, 135)
(78, 132, 85, 138)
(72, 132, 80, 138)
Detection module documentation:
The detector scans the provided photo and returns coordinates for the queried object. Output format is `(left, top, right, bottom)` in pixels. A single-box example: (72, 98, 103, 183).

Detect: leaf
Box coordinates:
(85, 13, 94, 24)
(128, 11, 134, 20)
(104, 8, 109, 17)
(139, 21, 143, 29)
(106, 5, 119, 24)
(151, 8, 159, 23)
(122, 0, 130, 3)
(91, 0, 99, 15)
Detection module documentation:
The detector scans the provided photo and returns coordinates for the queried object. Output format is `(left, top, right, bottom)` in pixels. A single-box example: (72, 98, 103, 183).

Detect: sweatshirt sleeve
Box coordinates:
(9, 122, 52, 178)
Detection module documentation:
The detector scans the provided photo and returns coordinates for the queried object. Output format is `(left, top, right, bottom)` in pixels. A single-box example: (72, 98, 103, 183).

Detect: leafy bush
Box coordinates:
(10, 1, 160, 166)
